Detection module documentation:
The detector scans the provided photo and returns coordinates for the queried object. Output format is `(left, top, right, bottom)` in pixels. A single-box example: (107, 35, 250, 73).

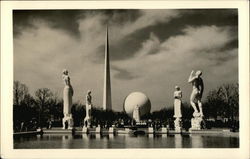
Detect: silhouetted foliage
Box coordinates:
(13, 81, 239, 131)
(13, 81, 29, 106)
(203, 83, 239, 120)
(181, 102, 193, 119)
(71, 103, 85, 127)
(13, 81, 37, 132)
(35, 88, 53, 127)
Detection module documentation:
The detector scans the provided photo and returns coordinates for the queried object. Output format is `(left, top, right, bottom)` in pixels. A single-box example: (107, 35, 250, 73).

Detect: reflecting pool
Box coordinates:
(14, 133, 239, 149)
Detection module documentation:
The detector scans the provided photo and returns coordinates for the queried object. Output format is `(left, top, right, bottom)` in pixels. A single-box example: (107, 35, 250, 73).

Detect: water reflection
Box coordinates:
(109, 134, 114, 138)
(148, 134, 154, 138)
(190, 134, 203, 148)
(61, 135, 72, 148)
(95, 134, 101, 139)
(14, 133, 239, 149)
(81, 134, 88, 140)
(174, 134, 182, 148)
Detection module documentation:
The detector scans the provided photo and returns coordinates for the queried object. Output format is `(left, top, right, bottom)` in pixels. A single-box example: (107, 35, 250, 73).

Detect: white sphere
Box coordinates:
(123, 92, 151, 117)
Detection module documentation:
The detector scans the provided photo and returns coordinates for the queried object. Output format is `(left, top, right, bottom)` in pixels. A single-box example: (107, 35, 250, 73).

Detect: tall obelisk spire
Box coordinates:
(103, 24, 112, 110)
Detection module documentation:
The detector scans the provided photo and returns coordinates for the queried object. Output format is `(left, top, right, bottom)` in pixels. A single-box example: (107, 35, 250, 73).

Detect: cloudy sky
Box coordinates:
(13, 9, 238, 111)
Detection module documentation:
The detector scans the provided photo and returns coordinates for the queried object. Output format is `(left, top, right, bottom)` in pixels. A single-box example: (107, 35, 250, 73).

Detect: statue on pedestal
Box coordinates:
(62, 69, 74, 129)
(188, 70, 204, 130)
(173, 86, 182, 132)
(84, 90, 92, 127)
(133, 105, 140, 123)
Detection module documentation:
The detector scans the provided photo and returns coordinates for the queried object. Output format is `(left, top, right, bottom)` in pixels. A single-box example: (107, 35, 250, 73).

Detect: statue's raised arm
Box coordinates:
(188, 70, 196, 83)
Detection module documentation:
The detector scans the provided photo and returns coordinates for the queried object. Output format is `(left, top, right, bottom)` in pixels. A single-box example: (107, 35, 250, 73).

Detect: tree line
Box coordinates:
(13, 80, 239, 132)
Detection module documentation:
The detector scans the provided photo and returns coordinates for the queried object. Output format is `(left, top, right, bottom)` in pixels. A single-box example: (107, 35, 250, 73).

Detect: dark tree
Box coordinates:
(35, 88, 53, 127)
(13, 81, 29, 106)
(204, 83, 239, 120)
(13, 81, 38, 132)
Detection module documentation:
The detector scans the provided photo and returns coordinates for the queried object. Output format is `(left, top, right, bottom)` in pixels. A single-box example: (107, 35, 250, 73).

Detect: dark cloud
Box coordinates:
(13, 10, 84, 38)
(112, 65, 139, 80)
(13, 9, 238, 62)
(13, 9, 141, 38)
(142, 9, 238, 41)
(219, 39, 238, 52)
(109, 35, 145, 60)
(198, 48, 237, 66)
(107, 9, 238, 61)
(104, 9, 141, 25)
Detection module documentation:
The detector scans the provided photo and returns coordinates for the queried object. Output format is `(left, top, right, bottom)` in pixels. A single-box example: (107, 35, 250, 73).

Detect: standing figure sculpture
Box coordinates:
(84, 90, 92, 127)
(188, 70, 204, 130)
(174, 86, 182, 118)
(174, 86, 182, 132)
(62, 69, 74, 129)
(133, 105, 140, 123)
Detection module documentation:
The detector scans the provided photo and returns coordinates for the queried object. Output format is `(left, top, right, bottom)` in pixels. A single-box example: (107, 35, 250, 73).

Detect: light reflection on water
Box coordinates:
(14, 133, 239, 149)
(175, 134, 182, 148)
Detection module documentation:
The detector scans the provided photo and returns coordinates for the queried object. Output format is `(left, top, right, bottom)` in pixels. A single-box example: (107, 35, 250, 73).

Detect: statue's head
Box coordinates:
(62, 69, 68, 75)
(87, 90, 91, 94)
(175, 86, 180, 90)
(195, 70, 202, 77)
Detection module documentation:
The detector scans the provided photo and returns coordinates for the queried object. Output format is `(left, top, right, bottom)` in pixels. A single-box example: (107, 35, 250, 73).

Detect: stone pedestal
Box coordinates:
(125, 128, 130, 133)
(82, 127, 88, 133)
(190, 112, 203, 130)
(62, 114, 73, 129)
(174, 117, 182, 133)
(83, 115, 91, 128)
(161, 127, 168, 133)
(148, 127, 154, 134)
(96, 126, 101, 133)
(173, 89, 182, 133)
(109, 127, 114, 133)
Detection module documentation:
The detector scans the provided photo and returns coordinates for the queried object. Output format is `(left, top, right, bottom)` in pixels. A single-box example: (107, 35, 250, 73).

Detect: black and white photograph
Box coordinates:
(1, 1, 249, 159)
